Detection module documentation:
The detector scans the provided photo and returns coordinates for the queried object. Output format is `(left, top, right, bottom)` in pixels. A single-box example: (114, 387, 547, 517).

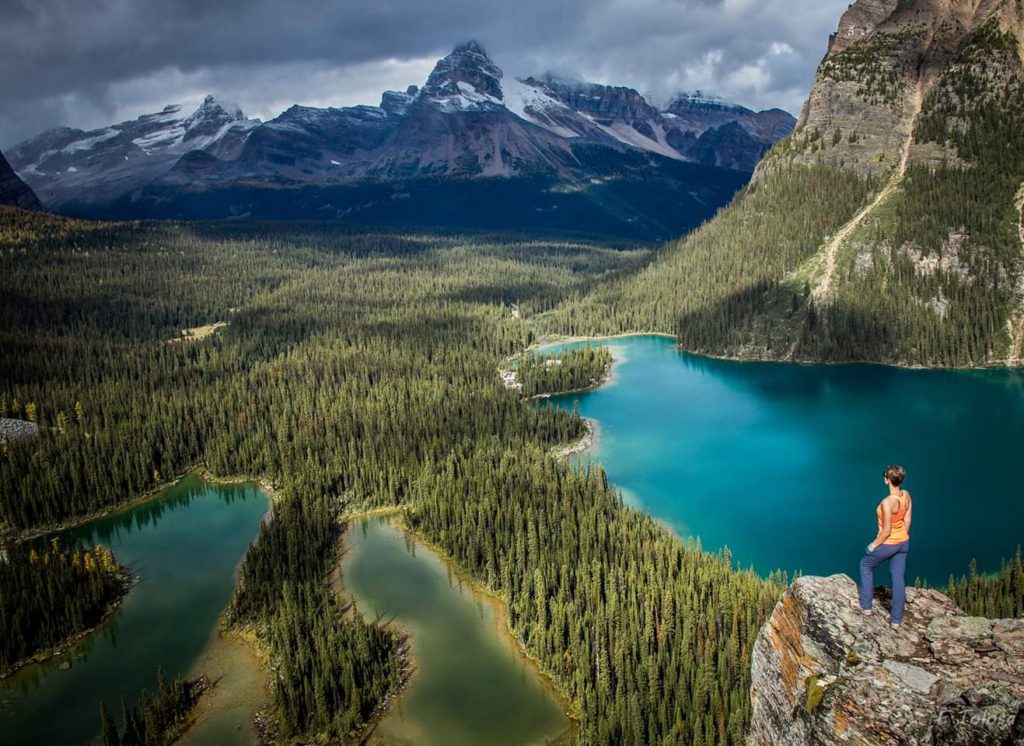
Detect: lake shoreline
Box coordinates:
(518, 339, 621, 460)
(695, 348, 1024, 371)
(529, 329, 1024, 371)
(522, 361, 616, 404)
(498, 331, 646, 394)
(398, 516, 582, 735)
(0, 567, 134, 680)
(4, 475, 273, 741)
(551, 416, 600, 460)
(176, 488, 276, 746)
(537, 333, 1024, 584)
(1, 466, 272, 745)
(176, 625, 272, 746)
(5, 467, 278, 545)
(339, 512, 580, 742)
(336, 522, 417, 746)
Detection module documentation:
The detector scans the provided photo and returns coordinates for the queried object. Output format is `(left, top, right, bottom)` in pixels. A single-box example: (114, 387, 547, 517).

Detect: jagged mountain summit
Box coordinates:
(9, 95, 258, 208)
(7, 42, 792, 238)
(224, 42, 792, 181)
(522, 80, 793, 169)
(573, 0, 1024, 366)
(0, 150, 40, 210)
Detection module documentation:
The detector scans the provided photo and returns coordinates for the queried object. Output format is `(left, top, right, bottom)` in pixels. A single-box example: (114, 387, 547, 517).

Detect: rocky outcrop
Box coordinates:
(538, 77, 662, 129)
(0, 150, 40, 210)
(749, 575, 1024, 745)
(420, 40, 505, 101)
(0, 417, 40, 441)
(783, 0, 1024, 178)
(826, 0, 900, 56)
(788, 0, 924, 178)
(688, 121, 773, 172)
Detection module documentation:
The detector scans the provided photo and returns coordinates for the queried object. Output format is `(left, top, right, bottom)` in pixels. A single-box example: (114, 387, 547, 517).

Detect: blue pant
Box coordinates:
(859, 541, 909, 623)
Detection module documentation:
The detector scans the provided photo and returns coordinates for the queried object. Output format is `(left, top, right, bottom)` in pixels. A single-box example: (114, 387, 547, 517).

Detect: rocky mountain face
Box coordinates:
(7, 42, 792, 237)
(662, 92, 797, 169)
(514, 78, 793, 170)
(0, 150, 40, 210)
(748, 575, 1024, 744)
(8, 95, 258, 209)
(775, 0, 1024, 181)
(665, 92, 796, 142)
(763, 0, 1024, 365)
(592, 0, 1024, 365)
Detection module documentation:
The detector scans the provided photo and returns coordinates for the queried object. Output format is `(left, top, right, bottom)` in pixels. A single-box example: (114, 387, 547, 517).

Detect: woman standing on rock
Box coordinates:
(853, 465, 912, 629)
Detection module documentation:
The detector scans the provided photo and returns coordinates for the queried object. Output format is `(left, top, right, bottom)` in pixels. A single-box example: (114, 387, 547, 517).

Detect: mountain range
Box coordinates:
(6, 42, 793, 239)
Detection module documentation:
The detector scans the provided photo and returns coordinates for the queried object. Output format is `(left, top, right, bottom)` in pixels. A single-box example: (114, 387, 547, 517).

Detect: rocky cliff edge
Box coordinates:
(749, 574, 1024, 745)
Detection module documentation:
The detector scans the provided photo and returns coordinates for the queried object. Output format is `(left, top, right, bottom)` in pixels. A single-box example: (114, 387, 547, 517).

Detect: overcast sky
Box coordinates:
(0, 0, 850, 149)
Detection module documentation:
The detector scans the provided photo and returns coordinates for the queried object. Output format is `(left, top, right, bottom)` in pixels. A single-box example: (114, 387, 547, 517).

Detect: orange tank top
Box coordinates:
(878, 491, 910, 544)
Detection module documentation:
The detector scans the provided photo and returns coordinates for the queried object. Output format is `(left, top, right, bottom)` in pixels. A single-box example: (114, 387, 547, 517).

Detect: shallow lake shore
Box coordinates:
(177, 626, 270, 746)
(551, 416, 600, 460)
(0, 476, 270, 746)
(340, 515, 577, 745)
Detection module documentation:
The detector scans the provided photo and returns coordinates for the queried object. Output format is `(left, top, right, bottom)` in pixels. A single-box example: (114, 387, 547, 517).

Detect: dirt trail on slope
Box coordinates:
(812, 74, 925, 302)
(1006, 184, 1024, 366)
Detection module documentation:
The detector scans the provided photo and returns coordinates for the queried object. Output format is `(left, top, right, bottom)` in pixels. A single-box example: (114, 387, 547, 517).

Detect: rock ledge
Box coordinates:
(748, 574, 1024, 745)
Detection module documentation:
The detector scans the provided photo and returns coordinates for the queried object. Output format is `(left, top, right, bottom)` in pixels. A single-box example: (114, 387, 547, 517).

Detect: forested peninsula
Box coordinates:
(1, 539, 129, 678)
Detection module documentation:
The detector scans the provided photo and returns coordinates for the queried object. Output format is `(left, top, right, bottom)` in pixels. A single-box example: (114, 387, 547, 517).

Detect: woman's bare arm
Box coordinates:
(904, 492, 912, 534)
(870, 500, 893, 551)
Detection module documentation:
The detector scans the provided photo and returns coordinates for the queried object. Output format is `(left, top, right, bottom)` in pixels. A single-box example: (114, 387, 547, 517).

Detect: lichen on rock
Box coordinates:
(748, 574, 1024, 745)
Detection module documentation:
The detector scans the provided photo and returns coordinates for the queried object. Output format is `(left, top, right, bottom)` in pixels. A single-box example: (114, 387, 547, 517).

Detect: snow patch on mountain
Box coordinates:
(133, 126, 185, 152)
(501, 78, 578, 138)
(435, 80, 505, 113)
(595, 120, 683, 160)
(10, 95, 261, 206)
(62, 128, 119, 154)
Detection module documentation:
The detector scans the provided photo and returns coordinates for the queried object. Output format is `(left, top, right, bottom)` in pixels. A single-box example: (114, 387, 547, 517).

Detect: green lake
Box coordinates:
(342, 517, 569, 746)
(0, 474, 268, 746)
(541, 335, 1024, 584)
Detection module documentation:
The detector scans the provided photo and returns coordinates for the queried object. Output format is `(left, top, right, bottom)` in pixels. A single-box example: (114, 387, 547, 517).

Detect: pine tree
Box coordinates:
(100, 702, 120, 746)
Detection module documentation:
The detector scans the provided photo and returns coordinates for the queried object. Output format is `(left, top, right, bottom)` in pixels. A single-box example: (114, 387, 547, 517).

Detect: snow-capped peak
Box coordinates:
(675, 90, 724, 105)
(186, 95, 247, 127)
(664, 91, 749, 115)
(421, 41, 504, 102)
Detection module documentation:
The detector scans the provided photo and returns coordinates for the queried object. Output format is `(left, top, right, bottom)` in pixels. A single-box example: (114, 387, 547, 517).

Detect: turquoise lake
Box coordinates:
(0, 474, 268, 746)
(541, 335, 1024, 584)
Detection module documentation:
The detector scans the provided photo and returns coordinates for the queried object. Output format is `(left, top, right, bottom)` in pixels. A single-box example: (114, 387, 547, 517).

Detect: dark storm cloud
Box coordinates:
(0, 0, 849, 148)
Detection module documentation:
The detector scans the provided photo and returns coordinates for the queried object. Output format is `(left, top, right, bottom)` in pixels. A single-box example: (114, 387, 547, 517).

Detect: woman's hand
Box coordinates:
(866, 543, 875, 554)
